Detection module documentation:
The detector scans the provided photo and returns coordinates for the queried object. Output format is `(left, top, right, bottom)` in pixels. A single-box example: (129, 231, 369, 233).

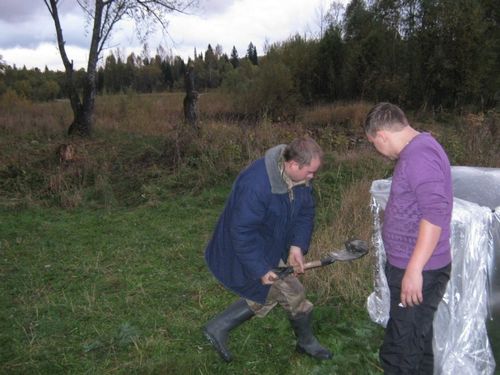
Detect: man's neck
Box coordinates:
(396, 127, 420, 155)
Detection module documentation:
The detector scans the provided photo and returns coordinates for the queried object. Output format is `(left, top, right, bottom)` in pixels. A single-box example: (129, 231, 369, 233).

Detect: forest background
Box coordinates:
(1, 0, 500, 374)
(1, 0, 499, 113)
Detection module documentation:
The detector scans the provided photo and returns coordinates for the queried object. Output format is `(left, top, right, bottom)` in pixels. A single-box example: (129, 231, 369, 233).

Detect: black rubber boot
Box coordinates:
(290, 311, 333, 360)
(203, 299, 254, 362)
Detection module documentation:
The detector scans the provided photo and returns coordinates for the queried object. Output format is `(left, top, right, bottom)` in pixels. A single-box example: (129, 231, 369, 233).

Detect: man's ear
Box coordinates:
(288, 160, 299, 168)
(376, 130, 389, 143)
(284, 160, 295, 172)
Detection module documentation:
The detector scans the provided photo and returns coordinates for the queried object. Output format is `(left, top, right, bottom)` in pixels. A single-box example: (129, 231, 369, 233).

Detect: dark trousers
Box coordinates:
(380, 262, 451, 374)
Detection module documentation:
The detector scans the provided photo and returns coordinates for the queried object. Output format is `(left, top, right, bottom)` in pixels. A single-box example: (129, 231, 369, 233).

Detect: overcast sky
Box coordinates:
(0, 0, 348, 71)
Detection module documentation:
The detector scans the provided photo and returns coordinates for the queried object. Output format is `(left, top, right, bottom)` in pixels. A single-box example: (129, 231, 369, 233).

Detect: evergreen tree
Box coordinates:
(230, 46, 240, 68)
(342, 0, 374, 99)
(317, 26, 344, 101)
(172, 56, 186, 89)
(103, 54, 119, 93)
(161, 60, 174, 90)
(204, 44, 219, 88)
(247, 42, 258, 65)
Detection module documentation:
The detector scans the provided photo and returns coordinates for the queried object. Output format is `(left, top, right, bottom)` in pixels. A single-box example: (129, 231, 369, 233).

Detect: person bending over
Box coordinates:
(203, 136, 332, 362)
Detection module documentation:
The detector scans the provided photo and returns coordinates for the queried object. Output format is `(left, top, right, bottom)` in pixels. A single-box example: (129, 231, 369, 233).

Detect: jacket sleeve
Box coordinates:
(289, 186, 315, 255)
(229, 184, 271, 280)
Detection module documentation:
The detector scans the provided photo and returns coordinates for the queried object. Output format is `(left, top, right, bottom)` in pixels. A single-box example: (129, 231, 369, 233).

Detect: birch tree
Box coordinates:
(44, 0, 197, 136)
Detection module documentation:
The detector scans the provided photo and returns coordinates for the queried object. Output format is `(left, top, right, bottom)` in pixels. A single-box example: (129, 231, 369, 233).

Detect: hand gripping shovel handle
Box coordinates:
(272, 257, 338, 279)
(272, 239, 368, 280)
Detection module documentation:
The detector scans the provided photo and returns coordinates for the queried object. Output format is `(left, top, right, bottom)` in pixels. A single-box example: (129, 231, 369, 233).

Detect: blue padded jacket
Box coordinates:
(204, 145, 315, 304)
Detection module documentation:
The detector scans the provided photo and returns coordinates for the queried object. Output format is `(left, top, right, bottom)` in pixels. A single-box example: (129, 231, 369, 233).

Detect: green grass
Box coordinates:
(3, 95, 497, 374)
(0, 188, 384, 374)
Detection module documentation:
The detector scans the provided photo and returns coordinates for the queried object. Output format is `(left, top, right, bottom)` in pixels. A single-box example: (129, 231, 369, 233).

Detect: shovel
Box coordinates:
(272, 239, 369, 279)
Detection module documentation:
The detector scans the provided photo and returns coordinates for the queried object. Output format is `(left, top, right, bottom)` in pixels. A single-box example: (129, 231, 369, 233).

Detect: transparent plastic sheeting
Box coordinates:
(367, 166, 500, 375)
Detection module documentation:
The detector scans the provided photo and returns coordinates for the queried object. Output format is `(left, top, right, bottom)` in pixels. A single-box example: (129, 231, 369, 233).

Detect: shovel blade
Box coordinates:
(326, 239, 369, 262)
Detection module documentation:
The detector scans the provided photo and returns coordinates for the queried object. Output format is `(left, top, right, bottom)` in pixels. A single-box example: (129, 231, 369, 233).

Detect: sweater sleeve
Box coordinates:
(405, 147, 451, 229)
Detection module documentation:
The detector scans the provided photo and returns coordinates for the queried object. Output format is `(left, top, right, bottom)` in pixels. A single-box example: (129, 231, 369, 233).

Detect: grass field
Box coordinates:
(0, 193, 385, 374)
(1, 92, 498, 374)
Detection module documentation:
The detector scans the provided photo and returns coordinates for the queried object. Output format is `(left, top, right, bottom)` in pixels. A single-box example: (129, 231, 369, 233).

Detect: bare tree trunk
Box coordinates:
(45, 0, 198, 137)
(183, 64, 199, 130)
(46, 0, 103, 137)
(66, 70, 97, 136)
(69, 0, 104, 136)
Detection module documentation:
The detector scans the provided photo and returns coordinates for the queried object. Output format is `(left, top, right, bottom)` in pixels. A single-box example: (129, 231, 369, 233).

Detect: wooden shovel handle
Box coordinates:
(303, 260, 323, 270)
(273, 258, 334, 279)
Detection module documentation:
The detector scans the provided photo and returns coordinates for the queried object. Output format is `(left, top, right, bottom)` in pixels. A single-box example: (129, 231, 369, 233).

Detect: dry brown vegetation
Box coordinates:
(1, 91, 499, 303)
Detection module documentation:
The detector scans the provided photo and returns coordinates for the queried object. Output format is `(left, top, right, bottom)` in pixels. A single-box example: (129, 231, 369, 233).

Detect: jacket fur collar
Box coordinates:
(264, 144, 288, 194)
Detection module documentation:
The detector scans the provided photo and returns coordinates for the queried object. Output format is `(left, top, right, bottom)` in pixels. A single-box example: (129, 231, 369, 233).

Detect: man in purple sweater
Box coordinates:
(364, 102, 453, 373)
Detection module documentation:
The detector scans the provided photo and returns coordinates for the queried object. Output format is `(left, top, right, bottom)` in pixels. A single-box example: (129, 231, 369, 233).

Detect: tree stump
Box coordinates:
(183, 65, 199, 130)
(57, 143, 77, 163)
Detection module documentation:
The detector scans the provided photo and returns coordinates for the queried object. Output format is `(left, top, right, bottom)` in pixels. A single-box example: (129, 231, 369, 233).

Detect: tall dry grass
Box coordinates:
(303, 146, 393, 305)
(306, 178, 376, 304)
(94, 92, 182, 135)
(300, 101, 373, 130)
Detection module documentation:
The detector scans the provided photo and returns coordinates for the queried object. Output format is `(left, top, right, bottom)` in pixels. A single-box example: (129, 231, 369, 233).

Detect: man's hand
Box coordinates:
(400, 267, 423, 307)
(288, 246, 305, 275)
(261, 270, 278, 285)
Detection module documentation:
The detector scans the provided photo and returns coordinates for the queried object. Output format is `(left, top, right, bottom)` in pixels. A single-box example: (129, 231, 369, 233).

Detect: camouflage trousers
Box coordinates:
(246, 263, 313, 319)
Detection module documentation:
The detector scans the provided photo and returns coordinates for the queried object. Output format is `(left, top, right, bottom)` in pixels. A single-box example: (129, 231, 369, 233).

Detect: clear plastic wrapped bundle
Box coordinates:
(367, 166, 500, 374)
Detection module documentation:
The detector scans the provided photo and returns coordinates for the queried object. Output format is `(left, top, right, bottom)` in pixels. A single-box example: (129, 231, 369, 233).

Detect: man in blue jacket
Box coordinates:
(203, 136, 332, 362)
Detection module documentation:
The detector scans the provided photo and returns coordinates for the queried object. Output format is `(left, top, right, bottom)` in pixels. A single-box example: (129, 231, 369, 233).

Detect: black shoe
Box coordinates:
(203, 299, 254, 362)
(290, 311, 333, 360)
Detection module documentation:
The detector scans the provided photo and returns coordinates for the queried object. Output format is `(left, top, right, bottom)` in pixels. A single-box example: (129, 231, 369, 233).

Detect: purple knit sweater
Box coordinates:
(383, 132, 453, 270)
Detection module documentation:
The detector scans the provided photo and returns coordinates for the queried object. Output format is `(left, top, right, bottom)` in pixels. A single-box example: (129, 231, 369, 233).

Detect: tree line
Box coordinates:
(0, 40, 258, 101)
(1, 0, 499, 114)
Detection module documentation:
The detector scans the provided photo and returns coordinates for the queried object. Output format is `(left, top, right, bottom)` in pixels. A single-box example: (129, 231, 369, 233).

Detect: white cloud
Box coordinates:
(150, 0, 333, 60)
(0, 43, 88, 71)
(197, 0, 236, 17)
(0, 0, 346, 70)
